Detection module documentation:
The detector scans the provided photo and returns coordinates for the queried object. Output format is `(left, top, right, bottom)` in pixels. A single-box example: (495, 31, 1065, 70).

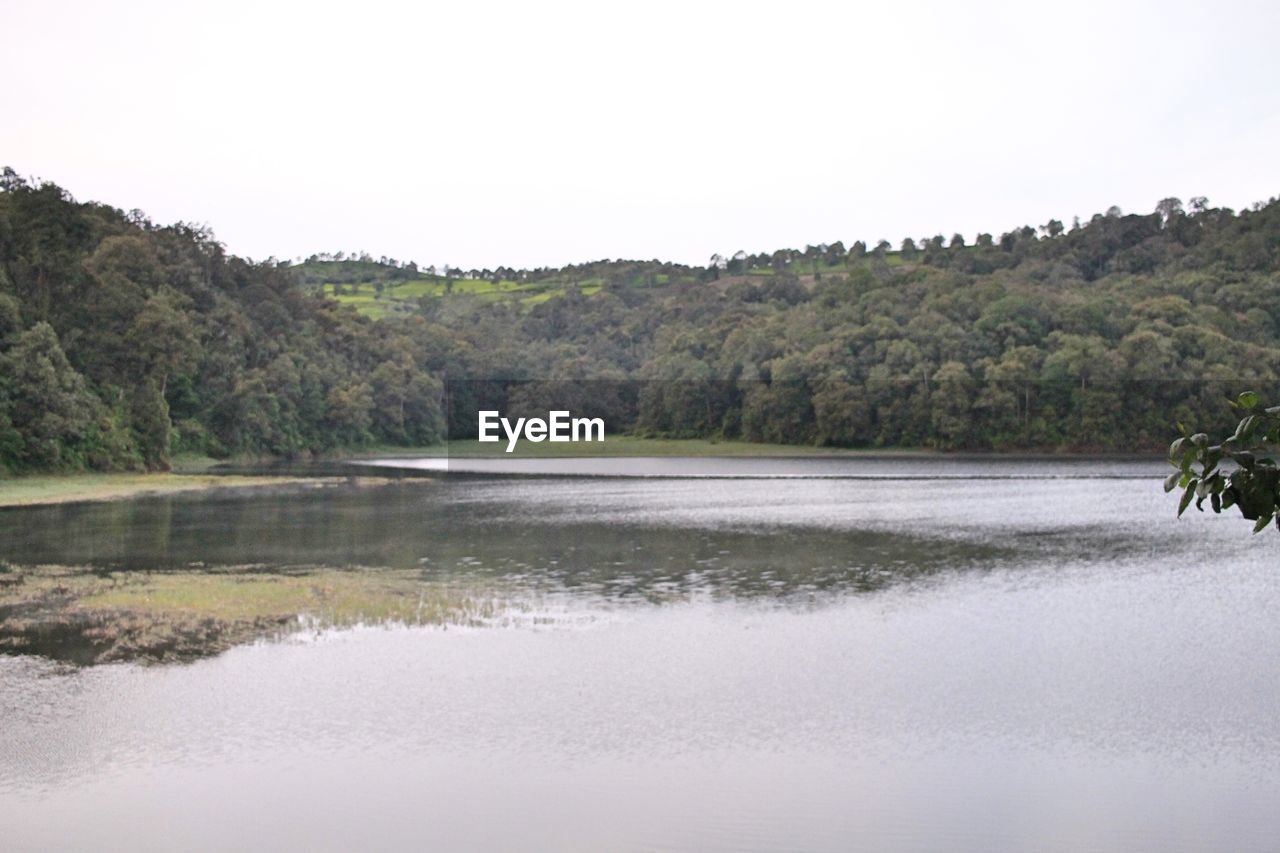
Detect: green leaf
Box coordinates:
(1163, 472, 1181, 493)
(1239, 391, 1260, 410)
(1211, 492, 1221, 513)
(1234, 416, 1259, 443)
(1178, 481, 1197, 517)
(1253, 514, 1273, 534)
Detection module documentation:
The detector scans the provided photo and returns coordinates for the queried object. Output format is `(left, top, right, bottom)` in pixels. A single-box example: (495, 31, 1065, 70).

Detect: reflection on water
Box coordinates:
(2, 459, 1279, 851)
(0, 483, 1010, 601)
(0, 458, 1171, 600)
(357, 453, 1165, 479)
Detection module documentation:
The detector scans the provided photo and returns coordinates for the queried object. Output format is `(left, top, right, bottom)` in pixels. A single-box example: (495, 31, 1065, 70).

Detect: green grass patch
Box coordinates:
(79, 568, 506, 627)
(520, 291, 557, 307)
(0, 473, 336, 508)
(0, 564, 526, 664)
(321, 275, 559, 317)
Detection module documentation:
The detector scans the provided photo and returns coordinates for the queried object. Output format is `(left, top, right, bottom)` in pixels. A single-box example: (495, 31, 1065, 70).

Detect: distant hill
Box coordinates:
(0, 169, 445, 473)
(291, 257, 700, 318)
(4, 165, 1280, 473)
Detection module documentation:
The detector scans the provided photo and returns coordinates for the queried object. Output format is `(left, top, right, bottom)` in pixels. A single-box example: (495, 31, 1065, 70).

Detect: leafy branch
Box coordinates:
(1167, 391, 1280, 533)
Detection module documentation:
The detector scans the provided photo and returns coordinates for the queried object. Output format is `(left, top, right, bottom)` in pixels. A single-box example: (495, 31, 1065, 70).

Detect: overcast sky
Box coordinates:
(5, 0, 1278, 269)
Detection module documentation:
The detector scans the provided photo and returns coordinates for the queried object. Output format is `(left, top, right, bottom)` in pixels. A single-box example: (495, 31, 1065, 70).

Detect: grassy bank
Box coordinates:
(0, 438, 886, 508)
(0, 472, 342, 509)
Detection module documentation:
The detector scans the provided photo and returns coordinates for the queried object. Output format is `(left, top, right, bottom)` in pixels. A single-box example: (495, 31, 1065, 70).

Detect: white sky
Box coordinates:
(4, 0, 1278, 270)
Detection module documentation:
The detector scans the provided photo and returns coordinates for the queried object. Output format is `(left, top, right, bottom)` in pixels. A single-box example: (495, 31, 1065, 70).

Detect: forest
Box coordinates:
(2, 165, 1279, 473)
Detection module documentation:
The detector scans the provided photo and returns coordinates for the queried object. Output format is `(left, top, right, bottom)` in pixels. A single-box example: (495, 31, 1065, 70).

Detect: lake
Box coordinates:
(2, 457, 1278, 851)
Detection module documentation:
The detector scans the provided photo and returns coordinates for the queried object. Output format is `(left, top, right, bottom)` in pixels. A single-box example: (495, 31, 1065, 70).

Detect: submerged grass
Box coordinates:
(0, 473, 329, 508)
(0, 564, 522, 665)
(82, 568, 504, 626)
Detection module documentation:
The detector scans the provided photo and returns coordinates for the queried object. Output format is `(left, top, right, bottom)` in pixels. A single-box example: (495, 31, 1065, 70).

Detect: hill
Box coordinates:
(0, 169, 445, 473)
(3, 166, 1279, 473)
(298, 196, 1280, 450)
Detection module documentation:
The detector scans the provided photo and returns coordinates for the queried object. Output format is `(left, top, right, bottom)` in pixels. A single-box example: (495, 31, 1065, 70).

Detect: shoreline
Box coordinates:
(1, 438, 1168, 508)
(350, 436, 1168, 460)
(0, 473, 367, 509)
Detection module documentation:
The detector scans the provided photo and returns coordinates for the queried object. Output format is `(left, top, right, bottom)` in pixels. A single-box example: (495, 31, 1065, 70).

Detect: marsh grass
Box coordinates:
(0, 564, 524, 664)
(0, 473, 329, 508)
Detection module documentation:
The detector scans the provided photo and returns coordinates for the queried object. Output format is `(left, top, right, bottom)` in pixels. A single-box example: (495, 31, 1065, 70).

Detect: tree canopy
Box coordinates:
(3, 166, 1280, 475)
(0, 168, 443, 473)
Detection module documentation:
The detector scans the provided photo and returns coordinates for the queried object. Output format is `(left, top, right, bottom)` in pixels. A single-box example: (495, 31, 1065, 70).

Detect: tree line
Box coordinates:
(424, 197, 1280, 450)
(0, 168, 443, 473)
(3, 165, 1279, 474)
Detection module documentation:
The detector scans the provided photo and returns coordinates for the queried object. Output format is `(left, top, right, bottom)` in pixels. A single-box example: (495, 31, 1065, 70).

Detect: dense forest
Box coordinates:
(2, 166, 1279, 474)
(0, 168, 444, 473)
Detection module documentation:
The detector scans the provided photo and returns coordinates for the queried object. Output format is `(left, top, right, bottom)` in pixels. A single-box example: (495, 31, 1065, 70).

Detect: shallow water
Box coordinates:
(2, 458, 1278, 851)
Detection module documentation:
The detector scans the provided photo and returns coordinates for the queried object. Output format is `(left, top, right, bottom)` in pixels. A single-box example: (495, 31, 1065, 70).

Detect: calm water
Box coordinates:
(2, 457, 1279, 852)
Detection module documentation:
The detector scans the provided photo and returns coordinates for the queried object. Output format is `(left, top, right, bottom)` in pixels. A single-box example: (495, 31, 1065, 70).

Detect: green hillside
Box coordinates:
(293, 258, 678, 317)
(4, 165, 1280, 474)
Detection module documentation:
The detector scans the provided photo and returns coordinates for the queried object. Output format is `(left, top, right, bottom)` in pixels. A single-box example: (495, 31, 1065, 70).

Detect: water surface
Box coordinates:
(2, 458, 1277, 851)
